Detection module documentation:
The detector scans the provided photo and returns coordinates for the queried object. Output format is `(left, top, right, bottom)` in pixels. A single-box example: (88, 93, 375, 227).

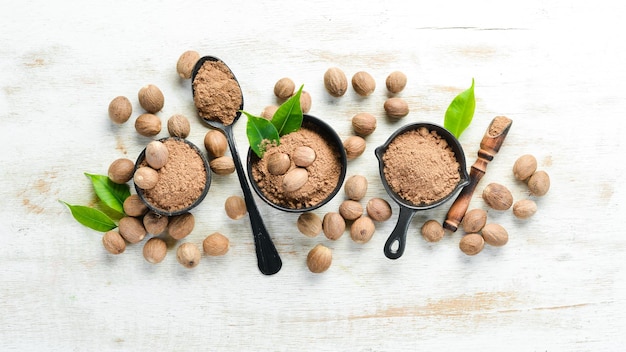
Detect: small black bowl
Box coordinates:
(134, 137, 211, 217)
(247, 114, 347, 213)
(375, 122, 470, 259)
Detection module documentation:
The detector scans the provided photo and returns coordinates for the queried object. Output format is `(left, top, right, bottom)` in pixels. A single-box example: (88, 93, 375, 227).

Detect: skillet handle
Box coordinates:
(384, 206, 417, 259)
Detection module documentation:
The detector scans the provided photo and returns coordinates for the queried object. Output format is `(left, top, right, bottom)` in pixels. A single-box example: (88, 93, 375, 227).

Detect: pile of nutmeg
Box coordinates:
(453, 154, 550, 255)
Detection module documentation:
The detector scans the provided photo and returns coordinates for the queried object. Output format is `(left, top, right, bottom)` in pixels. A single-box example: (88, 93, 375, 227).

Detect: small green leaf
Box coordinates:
(444, 78, 476, 138)
(84, 173, 130, 215)
(60, 201, 117, 232)
(271, 85, 303, 136)
(244, 111, 280, 158)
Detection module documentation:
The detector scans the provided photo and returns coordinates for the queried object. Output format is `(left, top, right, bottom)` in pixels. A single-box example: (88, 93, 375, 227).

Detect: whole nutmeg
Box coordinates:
(118, 216, 146, 244)
(528, 170, 550, 196)
(366, 197, 392, 222)
(323, 212, 346, 240)
(513, 199, 537, 219)
(482, 183, 513, 211)
(143, 211, 169, 235)
(138, 84, 164, 113)
(481, 223, 509, 246)
(176, 50, 200, 79)
(108, 96, 132, 124)
(167, 114, 191, 138)
(204, 130, 228, 158)
(323, 67, 348, 97)
(344, 175, 368, 201)
(300, 91, 312, 113)
(421, 219, 445, 242)
(384, 97, 409, 119)
(176, 242, 201, 269)
(108, 158, 135, 184)
(462, 208, 487, 233)
(386, 71, 407, 94)
(459, 233, 484, 256)
(343, 135, 366, 160)
(168, 212, 195, 240)
(274, 77, 295, 100)
(203, 232, 230, 256)
(123, 194, 148, 217)
(307, 244, 332, 273)
(513, 154, 537, 181)
(135, 113, 162, 137)
(260, 105, 278, 120)
(102, 230, 126, 254)
(282, 167, 309, 193)
(350, 216, 375, 244)
(351, 71, 376, 96)
(339, 200, 363, 221)
(352, 113, 377, 137)
(143, 237, 167, 264)
(134, 166, 159, 190)
(297, 212, 322, 237)
(224, 195, 247, 220)
(266, 152, 291, 175)
(210, 156, 235, 175)
(145, 140, 169, 169)
(292, 146, 316, 167)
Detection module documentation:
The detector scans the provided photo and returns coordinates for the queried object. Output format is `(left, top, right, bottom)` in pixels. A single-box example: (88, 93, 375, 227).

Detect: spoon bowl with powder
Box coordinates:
(191, 55, 282, 275)
(375, 123, 469, 260)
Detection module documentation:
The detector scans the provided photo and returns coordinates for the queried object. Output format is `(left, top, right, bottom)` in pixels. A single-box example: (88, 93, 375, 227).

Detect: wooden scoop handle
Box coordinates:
(443, 116, 512, 232)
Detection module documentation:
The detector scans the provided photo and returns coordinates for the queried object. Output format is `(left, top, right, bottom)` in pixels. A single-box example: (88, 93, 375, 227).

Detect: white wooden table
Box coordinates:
(2, 1, 625, 350)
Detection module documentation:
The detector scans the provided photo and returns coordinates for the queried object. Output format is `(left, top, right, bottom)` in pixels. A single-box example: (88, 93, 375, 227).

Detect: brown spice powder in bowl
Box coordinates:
(376, 123, 468, 208)
(248, 115, 347, 212)
(135, 137, 210, 216)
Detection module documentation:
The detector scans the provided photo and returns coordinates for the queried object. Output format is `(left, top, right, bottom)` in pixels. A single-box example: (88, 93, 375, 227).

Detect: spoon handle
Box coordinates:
(384, 206, 417, 259)
(224, 127, 282, 275)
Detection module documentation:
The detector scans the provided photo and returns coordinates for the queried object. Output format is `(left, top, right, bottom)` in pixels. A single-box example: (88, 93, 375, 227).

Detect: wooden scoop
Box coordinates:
(443, 116, 513, 232)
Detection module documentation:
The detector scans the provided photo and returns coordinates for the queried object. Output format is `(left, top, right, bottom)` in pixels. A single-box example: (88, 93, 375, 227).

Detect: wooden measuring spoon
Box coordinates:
(443, 116, 513, 232)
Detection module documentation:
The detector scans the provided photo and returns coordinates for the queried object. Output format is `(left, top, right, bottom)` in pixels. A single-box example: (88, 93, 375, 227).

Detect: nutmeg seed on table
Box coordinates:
(176, 242, 201, 269)
(102, 230, 126, 255)
(260, 105, 278, 120)
(481, 223, 509, 246)
(343, 135, 366, 160)
(421, 219, 445, 242)
(323, 67, 348, 97)
(224, 195, 247, 220)
(143, 237, 167, 264)
(108, 96, 132, 124)
(513, 199, 538, 219)
(351, 71, 376, 96)
(339, 200, 363, 221)
(350, 216, 375, 244)
(297, 212, 322, 237)
(123, 194, 148, 217)
(384, 97, 409, 119)
(167, 212, 195, 240)
(366, 197, 392, 222)
(352, 112, 377, 137)
(204, 130, 228, 158)
(108, 158, 135, 184)
(273, 77, 295, 100)
(135, 113, 162, 137)
(118, 216, 146, 244)
(482, 183, 513, 211)
(344, 175, 368, 201)
(210, 156, 235, 175)
(513, 154, 537, 181)
(203, 232, 230, 256)
(167, 114, 191, 138)
(528, 170, 550, 196)
(306, 244, 332, 273)
(300, 91, 312, 113)
(459, 233, 485, 256)
(138, 84, 164, 113)
(143, 211, 169, 235)
(385, 71, 407, 94)
(322, 212, 346, 240)
(462, 208, 487, 233)
(176, 50, 200, 79)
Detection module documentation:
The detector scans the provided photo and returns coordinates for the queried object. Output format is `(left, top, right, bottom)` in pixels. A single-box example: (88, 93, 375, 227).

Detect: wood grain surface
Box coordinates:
(1, 1, 625, 351)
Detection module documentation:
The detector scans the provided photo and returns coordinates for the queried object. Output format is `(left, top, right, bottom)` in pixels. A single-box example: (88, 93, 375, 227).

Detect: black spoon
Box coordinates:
(191, 56, 282, 275)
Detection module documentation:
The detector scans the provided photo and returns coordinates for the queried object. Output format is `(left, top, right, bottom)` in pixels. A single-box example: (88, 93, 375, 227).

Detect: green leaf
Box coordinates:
(84, 173, 130, 215)
(60, 201, 117, 232)
(444, 78, 476, 138)
(243, 111, 280, 158)
(271, 85, 303, 136)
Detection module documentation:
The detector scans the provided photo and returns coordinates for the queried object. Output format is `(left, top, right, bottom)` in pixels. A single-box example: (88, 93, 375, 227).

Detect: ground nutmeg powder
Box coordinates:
(382, 127, 461, 206)
(192, 60, 243, 126)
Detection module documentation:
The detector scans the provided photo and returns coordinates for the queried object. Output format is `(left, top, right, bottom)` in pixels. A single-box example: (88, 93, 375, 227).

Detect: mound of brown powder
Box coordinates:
(141, 139, 207, 212)
(192, 60, 242, 126)
(382, 127, 460, 206)
(251, 123, 342, 209)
